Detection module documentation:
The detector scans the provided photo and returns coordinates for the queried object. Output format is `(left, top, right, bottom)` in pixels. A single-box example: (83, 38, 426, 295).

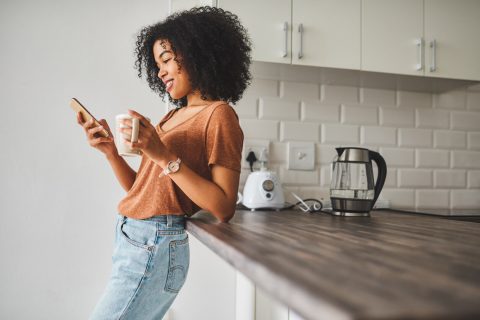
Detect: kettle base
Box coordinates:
(331, 211, 370, 217)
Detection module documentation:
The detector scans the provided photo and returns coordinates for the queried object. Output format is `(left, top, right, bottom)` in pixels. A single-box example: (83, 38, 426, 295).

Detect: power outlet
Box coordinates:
(242, 139, 270, 170)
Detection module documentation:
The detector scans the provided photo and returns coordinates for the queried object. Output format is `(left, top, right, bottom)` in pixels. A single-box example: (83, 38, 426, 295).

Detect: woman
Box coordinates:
(76, 7, 251, 320)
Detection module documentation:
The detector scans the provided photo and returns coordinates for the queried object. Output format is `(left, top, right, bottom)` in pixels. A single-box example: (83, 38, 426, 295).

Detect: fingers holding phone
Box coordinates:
(76, 112, 117, 157)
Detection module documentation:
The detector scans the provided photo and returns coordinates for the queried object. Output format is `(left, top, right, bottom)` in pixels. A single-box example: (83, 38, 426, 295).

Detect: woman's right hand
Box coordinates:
(77, 112, 118, 158)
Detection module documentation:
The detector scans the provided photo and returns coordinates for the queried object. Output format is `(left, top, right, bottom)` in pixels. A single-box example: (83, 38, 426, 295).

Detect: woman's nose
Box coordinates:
(158, 68, 166, 79)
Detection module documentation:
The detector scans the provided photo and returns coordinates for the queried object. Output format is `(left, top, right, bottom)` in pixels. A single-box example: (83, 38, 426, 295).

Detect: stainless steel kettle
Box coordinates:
(330, 147, 387, 216)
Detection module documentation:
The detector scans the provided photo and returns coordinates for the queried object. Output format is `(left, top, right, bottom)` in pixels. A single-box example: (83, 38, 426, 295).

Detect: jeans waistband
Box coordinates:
(120, 214, 185, 229)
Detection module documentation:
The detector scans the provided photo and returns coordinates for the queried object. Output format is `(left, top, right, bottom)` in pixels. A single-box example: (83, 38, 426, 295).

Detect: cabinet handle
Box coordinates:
(430, 39, 437, 72)
(298, 23, 304, 59)
(415, 38, 424, 71)
(282, 22, 288, 58)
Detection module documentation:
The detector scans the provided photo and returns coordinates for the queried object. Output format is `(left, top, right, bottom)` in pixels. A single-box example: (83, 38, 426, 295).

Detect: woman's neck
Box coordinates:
(186, 90, 216, 108)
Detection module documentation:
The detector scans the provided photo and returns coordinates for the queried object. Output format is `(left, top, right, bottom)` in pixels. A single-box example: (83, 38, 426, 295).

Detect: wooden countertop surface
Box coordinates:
(186, 209, 480, 320)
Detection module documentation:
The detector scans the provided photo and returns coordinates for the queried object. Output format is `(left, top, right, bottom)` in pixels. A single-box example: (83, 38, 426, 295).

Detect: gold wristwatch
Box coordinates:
(159, 158, 181, 178)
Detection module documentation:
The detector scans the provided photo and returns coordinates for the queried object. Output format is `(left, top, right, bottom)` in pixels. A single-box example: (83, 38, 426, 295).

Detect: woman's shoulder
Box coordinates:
(207, 100, 238, 120)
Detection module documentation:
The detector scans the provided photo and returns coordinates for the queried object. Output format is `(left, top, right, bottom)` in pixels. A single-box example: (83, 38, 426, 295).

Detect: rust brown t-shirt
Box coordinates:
(117, 101, 243, 219)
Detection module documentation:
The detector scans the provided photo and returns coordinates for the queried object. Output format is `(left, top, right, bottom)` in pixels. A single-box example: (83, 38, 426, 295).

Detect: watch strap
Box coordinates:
(158, 158, 181, 178)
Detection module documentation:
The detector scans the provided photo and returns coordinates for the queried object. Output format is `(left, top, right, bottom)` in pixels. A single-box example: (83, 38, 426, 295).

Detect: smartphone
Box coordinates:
(70, 98, 109, 138)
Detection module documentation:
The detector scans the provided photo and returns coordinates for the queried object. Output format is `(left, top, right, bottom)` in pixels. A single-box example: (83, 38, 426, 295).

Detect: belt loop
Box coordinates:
(167, 215, 172, 228)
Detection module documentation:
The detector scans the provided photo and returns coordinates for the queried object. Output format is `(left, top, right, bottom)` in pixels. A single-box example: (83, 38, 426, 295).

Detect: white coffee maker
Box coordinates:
(242, 149, 285, 210)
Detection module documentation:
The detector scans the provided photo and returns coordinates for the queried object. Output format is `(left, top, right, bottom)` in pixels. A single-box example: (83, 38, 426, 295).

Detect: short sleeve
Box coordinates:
(206, 104, 244, 172)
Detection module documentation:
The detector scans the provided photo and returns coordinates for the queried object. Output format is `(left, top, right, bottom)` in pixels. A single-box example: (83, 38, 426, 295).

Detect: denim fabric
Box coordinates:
(89, 214, 189, 320)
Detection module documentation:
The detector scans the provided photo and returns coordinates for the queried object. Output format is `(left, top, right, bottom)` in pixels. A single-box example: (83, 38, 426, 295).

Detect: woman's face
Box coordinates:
(153, 39, 192, 100)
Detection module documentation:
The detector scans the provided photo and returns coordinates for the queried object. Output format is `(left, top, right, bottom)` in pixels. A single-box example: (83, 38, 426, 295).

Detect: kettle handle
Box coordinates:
(369, 150, 387, 209)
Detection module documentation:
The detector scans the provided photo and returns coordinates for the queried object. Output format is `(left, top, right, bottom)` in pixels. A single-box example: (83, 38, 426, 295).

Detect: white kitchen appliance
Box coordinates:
(242, 149, 285, 210)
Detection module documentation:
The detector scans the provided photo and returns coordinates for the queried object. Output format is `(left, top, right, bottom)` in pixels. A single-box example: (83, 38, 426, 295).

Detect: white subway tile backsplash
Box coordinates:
(280, 122, 319, 142)
(468, 132, 480, 150)
(259, 97, 300, 120)
(280, 167, 319, 185)
(234, 95, 258, 118)
(380, 189, 415, 208)
(434, 130, 467, 149)
(321, 124, 359, 144)
(434, 170, 466, 188)
(384, 168, 397, 187)
(321, 85, 358, 103)
(451, 111, 480, 130)
(433, 90, 466, 109)
(416, 190, 449, 209)
(467, 91, 480, 110)
(416, 149, 449, 168)
(451, 151, 480, 169)
(380, 108, 415, 127)
(297, 186, 330, 200)
(467, 170, 480, 188)
(416, 109, 449, 129)
(379, 148, 415, 167)
(301, 101, 340, 122)
(240, 119, 278, 140)
(360, 88, 396, 106)
(451, 190, 480, 209)
(239, 62, 480, 210)
(320, 165, 331, 187)
(398, 128, 432, 147)
(361, 126, 396, 146)
(397, 91, 432, 108)
(269, 142, 287, 163)
(316, 144, 337, 164)
(398, 169, 432, 188)
(341, 104, 378, 125)
(281, 81, 320, 100)
(245, 78, 279, 97)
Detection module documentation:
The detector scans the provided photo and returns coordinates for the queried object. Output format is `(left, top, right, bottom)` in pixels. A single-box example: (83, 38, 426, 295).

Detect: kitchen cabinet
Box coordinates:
(362, 0, 424, 76)
(217, 0, 291, 64)
(218, 0, 361, 69)
(185, 210, 480, 320)
(170, 0, 480, 81)
(291, 0, 360, 69)
(425, 0, 480, 81)
(362, 0, 480, 81)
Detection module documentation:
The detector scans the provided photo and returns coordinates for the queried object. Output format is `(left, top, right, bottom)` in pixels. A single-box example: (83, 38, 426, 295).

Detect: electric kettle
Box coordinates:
(330, 147, 387, 216)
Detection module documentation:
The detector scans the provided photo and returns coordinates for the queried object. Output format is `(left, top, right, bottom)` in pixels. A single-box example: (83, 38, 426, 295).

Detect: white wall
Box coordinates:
(0, 1, 169, 319)
(234, 62, 480, 211)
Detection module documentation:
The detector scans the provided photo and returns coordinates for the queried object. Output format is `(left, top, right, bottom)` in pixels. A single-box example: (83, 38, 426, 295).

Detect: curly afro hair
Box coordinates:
(134, 6, 252, 107)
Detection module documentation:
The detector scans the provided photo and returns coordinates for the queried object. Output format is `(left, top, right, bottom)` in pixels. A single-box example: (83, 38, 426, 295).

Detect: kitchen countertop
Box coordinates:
(186, 209, 480, 320)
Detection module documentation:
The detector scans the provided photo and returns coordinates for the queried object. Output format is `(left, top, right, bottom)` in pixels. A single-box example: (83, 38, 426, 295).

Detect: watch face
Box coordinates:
(169, 161, 180, 172)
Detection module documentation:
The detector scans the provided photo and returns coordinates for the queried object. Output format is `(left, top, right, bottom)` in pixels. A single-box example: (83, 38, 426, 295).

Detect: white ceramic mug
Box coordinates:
(115, 114, 150, 157)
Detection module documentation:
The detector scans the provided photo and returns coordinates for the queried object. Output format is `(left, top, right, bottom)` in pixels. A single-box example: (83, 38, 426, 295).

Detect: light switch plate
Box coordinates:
(288, 142, 315, 170)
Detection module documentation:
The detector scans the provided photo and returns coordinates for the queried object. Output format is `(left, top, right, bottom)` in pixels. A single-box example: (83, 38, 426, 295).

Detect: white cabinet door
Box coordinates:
(292, 0, 361, 69)
(425, 0, 480, 81)
(362, 0, 424, 76)
(218, 0, 291, 64)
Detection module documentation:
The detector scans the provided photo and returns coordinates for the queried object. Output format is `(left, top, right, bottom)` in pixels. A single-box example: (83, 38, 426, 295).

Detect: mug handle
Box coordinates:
(131, 118, 139, 143)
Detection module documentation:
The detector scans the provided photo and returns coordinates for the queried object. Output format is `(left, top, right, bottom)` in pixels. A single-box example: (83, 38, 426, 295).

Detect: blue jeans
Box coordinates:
(90, 214, 189, 320)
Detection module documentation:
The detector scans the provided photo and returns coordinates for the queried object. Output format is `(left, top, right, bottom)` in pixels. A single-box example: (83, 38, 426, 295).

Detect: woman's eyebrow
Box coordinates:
(159, 50, 172, 59)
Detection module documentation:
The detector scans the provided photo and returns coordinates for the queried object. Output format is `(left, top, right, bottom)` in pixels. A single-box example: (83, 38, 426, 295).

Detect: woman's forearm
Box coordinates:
(106, 153, 137, 192)
(154, 155, 237, 222)
(170, 165, 236, 221)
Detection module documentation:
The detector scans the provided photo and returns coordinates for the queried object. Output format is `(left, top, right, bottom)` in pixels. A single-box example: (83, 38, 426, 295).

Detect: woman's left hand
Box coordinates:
(121, 109, 167, 161)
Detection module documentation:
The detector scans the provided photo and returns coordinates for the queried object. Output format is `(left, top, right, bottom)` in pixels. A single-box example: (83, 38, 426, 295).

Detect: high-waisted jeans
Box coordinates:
(89, 214, 189, 320)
